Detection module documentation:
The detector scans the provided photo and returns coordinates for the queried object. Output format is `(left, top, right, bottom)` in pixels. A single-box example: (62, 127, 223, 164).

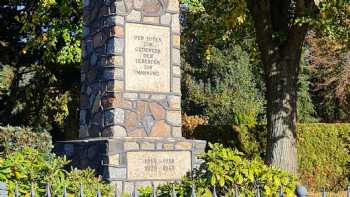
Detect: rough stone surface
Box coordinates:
(109, 167, 127, 179)
(175, 141, 192, 150)
(167, 0, 179, 12)
(128, 128, 147, 137)
(140, 142, 155, 150)
(149, 102, 166, 120)
(108, 154, 120, 165)
(102, 125, 127, 137)
(124, 142, 139, 151)
(126, 10, 141, 21)
(166, 110, 181, 126)
(149, 120, 171, 137)
(172, 126, 182, 137)
(168, 95, 180, 110)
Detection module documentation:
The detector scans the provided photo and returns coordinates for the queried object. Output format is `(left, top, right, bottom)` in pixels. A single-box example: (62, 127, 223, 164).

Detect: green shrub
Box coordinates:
(185, 123, 350, 191)
(0, 126, 52, 154)
(0, 147, 112, 196)
(139, 143, 297, 197)
(297, 123, 350, 191)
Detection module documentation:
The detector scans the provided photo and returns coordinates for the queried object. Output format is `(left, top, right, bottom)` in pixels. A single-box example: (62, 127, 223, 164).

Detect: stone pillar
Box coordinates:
(55, 0, 206, 194)
(79, 0, 182, 139)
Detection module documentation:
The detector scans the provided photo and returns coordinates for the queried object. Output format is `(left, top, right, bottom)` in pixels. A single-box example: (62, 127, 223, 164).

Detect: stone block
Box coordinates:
(126, 10, 141, 22)
(172, 77, 181, 93)
(172, 34, 180, 48)
(143, 0, 162, 14)
(173, 65, 181, 77)
(128, 128, 147, 137)
(142, 114, 155, 135)
(107, 38, 124, 55)
(160, 13, 172, 25)
(125, 111, 138, 128)
(171, 14, 180, 33)
(136, 101, 148, 117)
(151, 94, 166, 100)
(175, 141, 192, 150)
(108, 167, 127, 179)
(166, 110, 181, 126)
(133, 0, 143, 10)
(172, 48, 180, 66)
(111, 25, 124, 38)
(143, 16, 160, 24)
(108, 154, 120, 165)
(149, 120, 171, 137)
(167, 0, 179, 12)
(102, 125, 127, 137)
(108, 55, 123, 66)
(124, 142, 139, 151)
(149, 102, 166, 120)
(139, 93, 150, 99)
(140, 142, 155, 150)
(103, 108, 124, 126)
(168, 95, 180, 110)
(163, 143, 174, 150)
(123, 93, 138, 99)
(108, 141, 124, 154)
(172, 126, 182, 137)
(79, 126, 89, 138)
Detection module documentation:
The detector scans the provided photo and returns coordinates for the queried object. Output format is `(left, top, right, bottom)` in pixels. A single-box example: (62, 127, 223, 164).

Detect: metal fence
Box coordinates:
(0, 182, 349, 197)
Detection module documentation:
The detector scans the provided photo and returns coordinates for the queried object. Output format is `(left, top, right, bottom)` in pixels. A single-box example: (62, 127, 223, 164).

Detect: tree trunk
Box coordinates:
(247, 0, 309, 175)
(265, 57, 299, 174)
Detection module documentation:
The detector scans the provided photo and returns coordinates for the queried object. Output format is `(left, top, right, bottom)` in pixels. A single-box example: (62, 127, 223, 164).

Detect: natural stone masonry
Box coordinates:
(79, 0, 183, 138)
(55, 0, 206, 195)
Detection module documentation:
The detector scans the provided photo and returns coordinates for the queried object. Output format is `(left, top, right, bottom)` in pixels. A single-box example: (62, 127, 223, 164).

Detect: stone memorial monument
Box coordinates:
(55, 0, 206, 194)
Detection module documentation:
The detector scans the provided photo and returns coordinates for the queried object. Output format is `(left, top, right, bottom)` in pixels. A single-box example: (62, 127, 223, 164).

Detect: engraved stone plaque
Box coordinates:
(125, 23, 171, 93)
(127, 151, 191, 180)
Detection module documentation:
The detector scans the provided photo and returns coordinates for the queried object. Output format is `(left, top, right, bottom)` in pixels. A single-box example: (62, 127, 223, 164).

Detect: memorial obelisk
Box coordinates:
(55, 0, 206, 194)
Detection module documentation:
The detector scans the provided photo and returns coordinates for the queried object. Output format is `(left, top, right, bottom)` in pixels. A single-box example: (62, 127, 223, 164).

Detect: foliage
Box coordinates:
(182, 45, 264, 125)
(180, 0, 264, 126)
(139, 143, 297, 197)
(297, 123, 350, 191)
(184, 123, 350, 191)
(297, 50, 319, 123)
(306, 32, 350, 122)
(0, 126, 52, 155)
(0, 0, 81, 137)
(0, 147, 112, 196)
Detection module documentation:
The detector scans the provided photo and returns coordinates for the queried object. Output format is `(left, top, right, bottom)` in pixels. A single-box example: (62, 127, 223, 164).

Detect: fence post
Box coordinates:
(347, 186, 350, 197)
(79, 184, 84, 197)
(172, 183, 176, 197)
(234, 184, 239, 197)
(212, 185, 217, 197)
(14, 182, 19, 197)
(45, 183, 51, 197)
(0, 182, 7, 197)
(30, 183, 35, 197)
(133, 184, 138, 197)
(322, 188, 326, 197)
(113, 184, 119, 197)
(256, 184, 261, 197)
(62, 185, 67, 197)
(279, 186, 284, 197)
(152, 183, 157, 197)
(96, 186, 102, 197)
(190, 184, 196, 197)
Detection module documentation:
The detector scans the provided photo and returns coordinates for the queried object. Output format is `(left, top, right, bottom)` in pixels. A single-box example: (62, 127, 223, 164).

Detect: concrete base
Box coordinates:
(54, 137, 206, 194)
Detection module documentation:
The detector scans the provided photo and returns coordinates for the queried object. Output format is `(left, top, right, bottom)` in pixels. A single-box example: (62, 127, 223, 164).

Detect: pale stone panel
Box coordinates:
(125, 23, 171, 93)
(127, 151, 191, 180)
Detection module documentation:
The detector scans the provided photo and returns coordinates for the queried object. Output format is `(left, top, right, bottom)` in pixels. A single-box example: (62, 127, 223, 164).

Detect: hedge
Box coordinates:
(184, 123, 350, 192)
(0, 126, 52, 154)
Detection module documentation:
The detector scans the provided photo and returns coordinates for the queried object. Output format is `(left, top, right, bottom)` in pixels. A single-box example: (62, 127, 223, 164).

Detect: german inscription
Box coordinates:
(127, 151, 191, 180)
(125, 23, 170, 92)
